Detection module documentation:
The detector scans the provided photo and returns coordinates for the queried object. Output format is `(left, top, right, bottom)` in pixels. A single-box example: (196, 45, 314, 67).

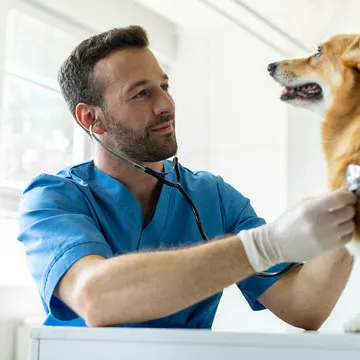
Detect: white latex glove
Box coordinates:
(238, 188, 357, 272)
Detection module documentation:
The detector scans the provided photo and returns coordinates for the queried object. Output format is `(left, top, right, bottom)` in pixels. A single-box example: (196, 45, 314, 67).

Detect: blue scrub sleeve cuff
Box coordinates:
(238, 262, 304, 311)
(43, 241, 113, 321)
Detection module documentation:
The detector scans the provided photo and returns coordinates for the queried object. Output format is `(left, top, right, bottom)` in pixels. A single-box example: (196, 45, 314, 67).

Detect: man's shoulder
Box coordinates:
(175, 161, 250, 203)
(176, 161, 218, 182)
(175, 161, 241, 200)
(22, 161, 93, 198)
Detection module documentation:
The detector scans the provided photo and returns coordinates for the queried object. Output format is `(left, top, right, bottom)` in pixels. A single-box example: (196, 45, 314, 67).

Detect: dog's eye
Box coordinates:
(314, 46, 323, 58)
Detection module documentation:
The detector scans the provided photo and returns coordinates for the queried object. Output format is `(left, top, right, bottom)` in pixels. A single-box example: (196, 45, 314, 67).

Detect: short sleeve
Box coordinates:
(216, 177, 299, 311)
(216, 176, 266, 233)
(18, 174, 113, 321)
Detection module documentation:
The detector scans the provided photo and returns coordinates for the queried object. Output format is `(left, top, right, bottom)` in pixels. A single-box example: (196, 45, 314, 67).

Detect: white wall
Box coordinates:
(170, 29, 211, 170)
(173, 27, 287, 222)
(0, 287, 43, 360)
(0, 0, 10, 115)
(286, 107, 327, 206)
(32, 0, 177, 63)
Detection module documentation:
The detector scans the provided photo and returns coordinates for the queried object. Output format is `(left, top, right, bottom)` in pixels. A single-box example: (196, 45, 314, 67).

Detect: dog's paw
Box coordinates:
(344, 313, 360, 333)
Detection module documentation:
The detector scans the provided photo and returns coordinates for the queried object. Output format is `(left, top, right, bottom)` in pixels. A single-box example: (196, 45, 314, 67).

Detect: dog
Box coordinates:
(268, 34, 360, 332)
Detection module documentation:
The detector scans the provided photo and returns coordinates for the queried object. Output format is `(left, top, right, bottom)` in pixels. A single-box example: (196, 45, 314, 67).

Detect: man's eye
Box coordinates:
(314, 46, 323, 58)
(134, 89, 148, 99)
(161, 83, 170, 91)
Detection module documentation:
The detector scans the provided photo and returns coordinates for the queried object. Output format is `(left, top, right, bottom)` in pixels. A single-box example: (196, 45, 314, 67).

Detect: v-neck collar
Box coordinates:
(139, 160, 175, 248)
(79, 159, 175, 250)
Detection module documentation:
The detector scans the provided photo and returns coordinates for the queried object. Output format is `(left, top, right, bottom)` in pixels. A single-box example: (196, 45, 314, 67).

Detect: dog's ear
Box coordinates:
(342, 36, 360, 70)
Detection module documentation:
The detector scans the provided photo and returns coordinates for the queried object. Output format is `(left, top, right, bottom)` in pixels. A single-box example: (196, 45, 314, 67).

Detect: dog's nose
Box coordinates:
(267, 62, 278, 76)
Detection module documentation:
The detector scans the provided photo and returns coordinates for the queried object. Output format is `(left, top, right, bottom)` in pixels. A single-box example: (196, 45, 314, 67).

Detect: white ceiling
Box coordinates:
(133, 0, 228, 29)
(134, 0, 358, 57)
(32, 0, 360, 58)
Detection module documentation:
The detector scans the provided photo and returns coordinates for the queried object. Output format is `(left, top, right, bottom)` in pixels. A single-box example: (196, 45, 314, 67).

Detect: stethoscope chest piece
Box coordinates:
(346, 164, 360, 196)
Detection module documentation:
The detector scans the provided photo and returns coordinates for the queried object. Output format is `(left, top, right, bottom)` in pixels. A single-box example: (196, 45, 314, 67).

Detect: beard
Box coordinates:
(99, 110, 178, 163)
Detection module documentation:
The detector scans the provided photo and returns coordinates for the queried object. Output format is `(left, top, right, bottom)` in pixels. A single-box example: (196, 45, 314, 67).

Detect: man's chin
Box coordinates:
(154, 139, 178, 161)
(149, 149, 178, 162)
(136, 147, 178, 163)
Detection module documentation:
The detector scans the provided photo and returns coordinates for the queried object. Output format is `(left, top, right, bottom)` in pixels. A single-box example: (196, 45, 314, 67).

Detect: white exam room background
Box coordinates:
(0, 1, 359, 359)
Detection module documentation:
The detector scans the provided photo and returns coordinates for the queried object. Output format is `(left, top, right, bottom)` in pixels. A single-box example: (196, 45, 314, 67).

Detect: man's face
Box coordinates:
(93, 47, 177, 162)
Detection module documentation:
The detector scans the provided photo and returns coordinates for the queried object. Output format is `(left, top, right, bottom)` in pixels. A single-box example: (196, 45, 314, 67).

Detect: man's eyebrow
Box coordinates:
(126, 74, 169, 94)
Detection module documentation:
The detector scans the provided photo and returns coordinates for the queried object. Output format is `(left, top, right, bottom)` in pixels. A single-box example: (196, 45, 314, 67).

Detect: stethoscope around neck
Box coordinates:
(89, 124, 298, 278)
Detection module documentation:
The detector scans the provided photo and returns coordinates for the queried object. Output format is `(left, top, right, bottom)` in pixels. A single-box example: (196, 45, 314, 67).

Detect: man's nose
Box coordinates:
(154, 88, 175, 115)
(267, 62, 278, 76)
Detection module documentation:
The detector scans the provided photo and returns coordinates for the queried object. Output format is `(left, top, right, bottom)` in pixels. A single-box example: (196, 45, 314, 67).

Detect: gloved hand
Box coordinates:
(238, 188, 357, 272)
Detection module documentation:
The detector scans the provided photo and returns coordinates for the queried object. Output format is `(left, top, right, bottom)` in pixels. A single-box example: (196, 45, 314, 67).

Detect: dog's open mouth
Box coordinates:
(281, 83, 323, 101)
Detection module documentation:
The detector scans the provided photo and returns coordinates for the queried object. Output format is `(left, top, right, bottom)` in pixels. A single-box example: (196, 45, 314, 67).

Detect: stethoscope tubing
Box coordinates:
(90, 125, 297, 278)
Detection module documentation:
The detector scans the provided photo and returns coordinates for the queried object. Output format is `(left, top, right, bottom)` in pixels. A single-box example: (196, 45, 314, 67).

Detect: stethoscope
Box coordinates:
(90, 123, 298, 278)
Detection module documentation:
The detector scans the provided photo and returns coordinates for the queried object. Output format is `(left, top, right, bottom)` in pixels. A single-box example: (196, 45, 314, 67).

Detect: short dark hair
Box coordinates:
(58, 25, 149, 122)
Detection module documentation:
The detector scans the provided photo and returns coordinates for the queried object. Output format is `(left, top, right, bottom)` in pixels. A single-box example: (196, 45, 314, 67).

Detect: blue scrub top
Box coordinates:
(18, 159, 290, 328)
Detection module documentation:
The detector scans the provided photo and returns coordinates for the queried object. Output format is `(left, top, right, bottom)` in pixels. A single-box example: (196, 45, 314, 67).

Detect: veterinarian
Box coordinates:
(18, 26, 357, 330)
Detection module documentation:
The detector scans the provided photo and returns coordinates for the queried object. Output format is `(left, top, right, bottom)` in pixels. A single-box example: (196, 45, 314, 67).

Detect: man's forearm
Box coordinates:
(295, 247, 354, 324)
(82, 235, 254, 327)
(258, 246, 353, 330)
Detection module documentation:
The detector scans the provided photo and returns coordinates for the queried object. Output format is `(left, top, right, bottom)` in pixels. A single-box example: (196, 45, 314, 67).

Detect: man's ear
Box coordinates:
(75, 103, 106, 134)
(342, 36, 360, 70)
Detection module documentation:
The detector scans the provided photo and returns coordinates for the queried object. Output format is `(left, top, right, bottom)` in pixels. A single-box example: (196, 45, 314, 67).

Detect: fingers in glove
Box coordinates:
(337, 220, 355, 240)
(328, 205, 356, 225)
(326, 190, 357, 212)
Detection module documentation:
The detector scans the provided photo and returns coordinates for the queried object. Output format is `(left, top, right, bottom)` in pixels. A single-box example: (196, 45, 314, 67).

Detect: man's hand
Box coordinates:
(239, 188, 357, 272)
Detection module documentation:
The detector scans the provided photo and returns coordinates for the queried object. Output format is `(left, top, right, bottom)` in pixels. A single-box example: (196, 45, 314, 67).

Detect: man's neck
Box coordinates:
(93, 148, 164, 218)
